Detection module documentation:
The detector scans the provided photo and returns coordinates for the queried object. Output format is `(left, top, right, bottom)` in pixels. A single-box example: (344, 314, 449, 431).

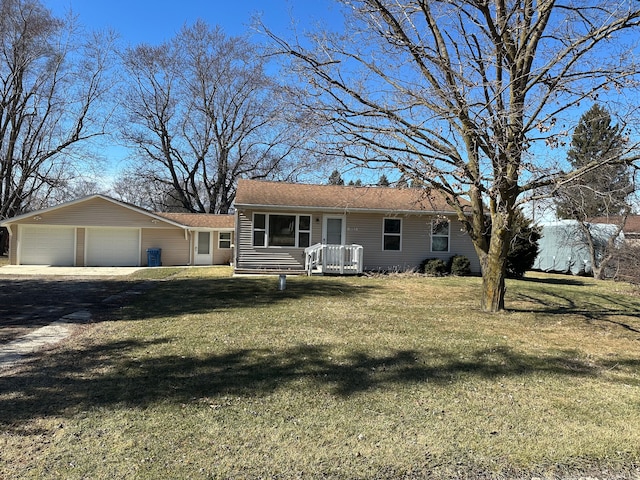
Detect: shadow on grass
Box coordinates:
(2, 339, 639, 427)
(510, 279, 640, 333)
(118, 276, 371, 321)
(519, 274, 593, 287)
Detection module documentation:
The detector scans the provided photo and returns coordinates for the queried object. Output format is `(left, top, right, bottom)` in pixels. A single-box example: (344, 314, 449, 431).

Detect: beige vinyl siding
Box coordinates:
(213, 231, 234, 265)
(141, 228, 189, 266)
(236, 209, 479, 273)
(345, 212, 480, 273)
(13, 197, 176, 228)
(236, 210, 321, 270)
(448, 220, 480, 272)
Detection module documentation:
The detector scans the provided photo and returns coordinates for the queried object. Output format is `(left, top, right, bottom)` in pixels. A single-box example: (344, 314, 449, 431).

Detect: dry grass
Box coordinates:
(1, 269, 639, 479)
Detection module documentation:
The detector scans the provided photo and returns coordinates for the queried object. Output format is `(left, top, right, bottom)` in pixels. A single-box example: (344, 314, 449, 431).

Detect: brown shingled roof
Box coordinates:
(154, 212, 235, 229)
(590, 215, 640, 234)
(234, 179, 464, 213)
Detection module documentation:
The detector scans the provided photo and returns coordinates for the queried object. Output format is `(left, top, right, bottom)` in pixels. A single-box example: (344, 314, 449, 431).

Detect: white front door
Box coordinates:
(195, 231, 212, 265)
(323, 216, 345, 245)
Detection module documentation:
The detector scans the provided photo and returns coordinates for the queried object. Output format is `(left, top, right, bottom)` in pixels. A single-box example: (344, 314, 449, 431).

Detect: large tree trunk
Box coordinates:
(478, 211, 513, 312)
(480, 250, 507, 312)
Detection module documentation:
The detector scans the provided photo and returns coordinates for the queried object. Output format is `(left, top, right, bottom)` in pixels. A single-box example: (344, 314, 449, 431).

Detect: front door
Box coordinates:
(195, 231, 212, 265)
(323, 216, 345, 244)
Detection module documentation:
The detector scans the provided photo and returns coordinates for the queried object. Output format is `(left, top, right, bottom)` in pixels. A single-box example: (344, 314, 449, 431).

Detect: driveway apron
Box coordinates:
(0, 269, 152, 371)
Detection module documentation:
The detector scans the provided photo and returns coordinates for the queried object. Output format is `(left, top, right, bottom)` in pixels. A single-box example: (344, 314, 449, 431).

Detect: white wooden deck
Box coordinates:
(304, 243, 364, 275)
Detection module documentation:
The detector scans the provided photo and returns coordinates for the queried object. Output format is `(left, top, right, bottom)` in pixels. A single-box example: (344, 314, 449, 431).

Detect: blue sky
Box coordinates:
(45, 0, 340, 44)
(43, 0, 352, 184)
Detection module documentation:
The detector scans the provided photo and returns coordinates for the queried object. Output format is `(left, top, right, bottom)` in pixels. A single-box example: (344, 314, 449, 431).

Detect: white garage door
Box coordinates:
(86, 228, 140, 266)
(20, 225, 75, 266)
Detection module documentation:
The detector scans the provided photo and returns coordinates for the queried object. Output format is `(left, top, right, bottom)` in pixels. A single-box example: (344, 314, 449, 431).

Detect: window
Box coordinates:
(252, 213, 312, 248)
(253, 213, 266, 247)
(298, 215, 311, 248)
(383, 218, 402, 251)
(431, 218, 450, 252)
(269, 214, 296, 246)
(219, 232, 232, 249)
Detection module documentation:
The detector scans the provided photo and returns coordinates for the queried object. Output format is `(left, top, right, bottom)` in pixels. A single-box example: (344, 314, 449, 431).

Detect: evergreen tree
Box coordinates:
(505, 211, 541, 279)
(328, 170, 345, 185)
(485, 209, 541, 279)
(556, 105, 632, 219)
(377, 174, 390, 187)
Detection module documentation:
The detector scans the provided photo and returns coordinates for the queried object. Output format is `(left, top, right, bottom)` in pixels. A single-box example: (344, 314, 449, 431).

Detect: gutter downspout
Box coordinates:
(234, 212, 240, 269)
(186, 229, 193, 266)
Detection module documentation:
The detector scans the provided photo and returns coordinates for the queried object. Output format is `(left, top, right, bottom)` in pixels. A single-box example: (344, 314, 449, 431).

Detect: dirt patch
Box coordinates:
(0, 276, 154, 343)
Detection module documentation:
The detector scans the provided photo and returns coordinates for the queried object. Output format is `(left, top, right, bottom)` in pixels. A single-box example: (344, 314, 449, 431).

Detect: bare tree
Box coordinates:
(555, 104, 635, 279)
(0, 0, 116, 252)
(265, 1, 640, 312)
(613, 242, 640, 285)
(118, 21, 313, 214)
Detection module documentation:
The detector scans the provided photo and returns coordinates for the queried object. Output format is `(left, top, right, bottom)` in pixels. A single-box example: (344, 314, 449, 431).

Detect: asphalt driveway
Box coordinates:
(0, 271, 154, 344)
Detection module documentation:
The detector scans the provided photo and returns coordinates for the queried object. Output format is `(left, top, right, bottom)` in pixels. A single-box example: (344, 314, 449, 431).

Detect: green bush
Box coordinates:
(419, 258, 447, 276)
(448, 255, 471, 276)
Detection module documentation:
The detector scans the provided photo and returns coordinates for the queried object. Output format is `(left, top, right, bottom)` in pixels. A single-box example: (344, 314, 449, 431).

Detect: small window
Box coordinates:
(298, 215, 311, 248)
(431, 219, 450, 252)
(253, 213, 266, 247)
(219, 232, 232, 249)
(383, 218, 402, 251)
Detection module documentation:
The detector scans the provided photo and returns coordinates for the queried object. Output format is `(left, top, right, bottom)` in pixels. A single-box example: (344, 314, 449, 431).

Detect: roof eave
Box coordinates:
(233, 202, 464, 216)
(0, 194, 189, 229)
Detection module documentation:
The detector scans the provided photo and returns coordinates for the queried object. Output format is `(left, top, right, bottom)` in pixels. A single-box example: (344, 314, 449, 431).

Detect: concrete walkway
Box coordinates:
(0, 265, 145, 276)
(0, 265, 159, 372)
(0, 310, 91, 371)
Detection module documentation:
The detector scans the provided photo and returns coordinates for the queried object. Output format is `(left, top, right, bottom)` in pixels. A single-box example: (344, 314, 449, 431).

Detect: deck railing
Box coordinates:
(304, 243, 364, 275)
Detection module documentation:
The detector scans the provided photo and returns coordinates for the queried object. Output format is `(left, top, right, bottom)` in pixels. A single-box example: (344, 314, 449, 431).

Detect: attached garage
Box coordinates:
(85, 228, 140, 266)
(2, 194, 235, 268)
(19, 225, 75, 266)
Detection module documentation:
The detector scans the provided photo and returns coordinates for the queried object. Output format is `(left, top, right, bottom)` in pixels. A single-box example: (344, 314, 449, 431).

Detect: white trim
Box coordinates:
(195, 230, 214, 265)
(431, 218, 451, 253)
(252, 212, 313, 248)
(218, 231, 233, 250)
(322, 215, 346, 245)
(382, 217, 402, 252)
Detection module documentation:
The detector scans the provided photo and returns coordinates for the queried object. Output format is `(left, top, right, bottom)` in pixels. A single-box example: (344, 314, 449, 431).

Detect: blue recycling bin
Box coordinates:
(147, 248, 162, 267)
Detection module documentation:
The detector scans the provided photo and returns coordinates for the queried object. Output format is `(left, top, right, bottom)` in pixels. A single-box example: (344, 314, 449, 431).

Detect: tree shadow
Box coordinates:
(119, 276, 372, 321)
(510, 279, 640, 333)
(2, 338, 639, 428)
(519, 275, 594, 287)
(0, 277, 155, 342)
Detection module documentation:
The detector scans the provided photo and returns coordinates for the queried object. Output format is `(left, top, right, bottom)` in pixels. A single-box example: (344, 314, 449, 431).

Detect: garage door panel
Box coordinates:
(20, 226, 75, 266)
(86, 228, 140, 266)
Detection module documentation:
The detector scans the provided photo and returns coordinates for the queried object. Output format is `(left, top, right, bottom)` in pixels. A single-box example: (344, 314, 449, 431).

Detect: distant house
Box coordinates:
(0, 195, 234, 267)
(233, 179, 480, 275)
(589, 215, 640, 244)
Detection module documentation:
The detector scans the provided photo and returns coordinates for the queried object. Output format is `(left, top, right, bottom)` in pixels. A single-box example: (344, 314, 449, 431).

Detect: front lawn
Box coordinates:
(1, 268, 639, 479)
